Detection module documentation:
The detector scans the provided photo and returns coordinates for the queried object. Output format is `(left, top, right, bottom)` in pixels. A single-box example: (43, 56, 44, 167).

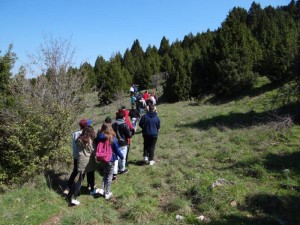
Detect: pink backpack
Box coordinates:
(96, 139, 112, 163)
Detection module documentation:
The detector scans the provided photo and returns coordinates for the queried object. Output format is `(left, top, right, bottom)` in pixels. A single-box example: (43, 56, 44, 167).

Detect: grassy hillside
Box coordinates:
(1, 78, 300, 225)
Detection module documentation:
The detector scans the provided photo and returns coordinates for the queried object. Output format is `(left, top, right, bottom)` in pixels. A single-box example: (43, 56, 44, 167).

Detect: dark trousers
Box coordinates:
(143, 135, 158, 161)
(126, 144, 130, 166)
(66, 158, 94, 191)
(66, 159, 78, 190)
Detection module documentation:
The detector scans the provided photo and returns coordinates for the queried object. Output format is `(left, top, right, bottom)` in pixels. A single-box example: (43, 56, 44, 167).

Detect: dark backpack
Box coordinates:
(96, 139, 112, 163)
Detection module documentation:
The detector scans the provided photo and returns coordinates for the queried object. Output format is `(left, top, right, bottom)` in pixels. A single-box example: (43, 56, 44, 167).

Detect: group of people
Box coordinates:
(63, 98, 160, 206)
(130, 88, 158, 116)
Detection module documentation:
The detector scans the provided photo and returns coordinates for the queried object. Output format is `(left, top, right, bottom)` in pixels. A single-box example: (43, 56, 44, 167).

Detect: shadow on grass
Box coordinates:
(205, 199, 300, 225)
(44, 166, 106, 206)
(221, 151, 300, 178)
(204, 82, 280, 105)
(264, 151, 300, 175)
(128, 159, 147, 166)
(44, 169, 68, 195)
(180, 102, 300, 130)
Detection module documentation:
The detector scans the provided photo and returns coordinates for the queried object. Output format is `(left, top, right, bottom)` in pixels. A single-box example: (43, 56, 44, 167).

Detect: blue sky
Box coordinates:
(1, 0, 290, 76)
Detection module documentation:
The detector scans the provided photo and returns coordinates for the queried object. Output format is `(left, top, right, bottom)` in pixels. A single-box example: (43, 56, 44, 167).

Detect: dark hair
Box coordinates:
(104, 116, 112, 124)
(149, 104, 155, 111)
(116, 111, 125, 119)
(77, 126, 95, 145)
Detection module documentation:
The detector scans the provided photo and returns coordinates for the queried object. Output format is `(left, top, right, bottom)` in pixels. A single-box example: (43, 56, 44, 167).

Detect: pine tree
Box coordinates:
(130, 39, 144, 84)
(163, 42, 191, 102)
(79, 62, 96, 91)
(158, 36, 170, 56)
(213, 7, 261, 96)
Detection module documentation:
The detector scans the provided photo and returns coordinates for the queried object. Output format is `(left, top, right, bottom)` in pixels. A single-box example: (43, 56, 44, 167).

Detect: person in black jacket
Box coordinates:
(139, 104, 160, 165)
(129, 105, 140, 132)
(112, 111, 132, 175)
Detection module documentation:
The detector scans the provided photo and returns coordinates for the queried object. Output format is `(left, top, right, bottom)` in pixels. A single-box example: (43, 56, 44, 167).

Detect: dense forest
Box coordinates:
(0, 1, 299, 187)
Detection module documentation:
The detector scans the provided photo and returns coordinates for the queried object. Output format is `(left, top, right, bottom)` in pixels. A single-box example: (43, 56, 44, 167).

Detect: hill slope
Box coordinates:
(1, 81, 300, 225)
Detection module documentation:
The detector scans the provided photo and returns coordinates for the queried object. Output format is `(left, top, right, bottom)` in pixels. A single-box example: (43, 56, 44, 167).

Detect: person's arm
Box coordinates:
(139, 116, 145, 128)
(112, 138, 124, 160)
(95, 132, 106, 142)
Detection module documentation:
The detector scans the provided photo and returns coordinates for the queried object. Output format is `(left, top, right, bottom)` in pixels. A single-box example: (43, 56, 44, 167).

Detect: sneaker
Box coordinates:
(118, 169, 129, 174)
(149, 160, 155, 166)
(71, 198, 80, 206)
(63, 188, 69, 195)
(90, 188, 101, 195)
(112, 174, 117, 180)
(144, 156, 149, 163)
(98, 188, 104, 196)
(105, 192, 113, 200)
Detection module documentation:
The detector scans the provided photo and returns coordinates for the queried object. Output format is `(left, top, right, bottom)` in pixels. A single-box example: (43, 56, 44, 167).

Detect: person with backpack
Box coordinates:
(116, 106, 135, 168)
(112, 110, 132, 176)
(95, 123, 124, 200)
(139, 104, 160, 166)
(129, 104, 140, 132)
(64, 119, 96, 199)
(71, 126, 98, 205)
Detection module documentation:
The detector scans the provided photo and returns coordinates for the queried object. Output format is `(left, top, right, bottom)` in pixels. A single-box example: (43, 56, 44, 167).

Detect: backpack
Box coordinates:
(95, 139, 112, 163)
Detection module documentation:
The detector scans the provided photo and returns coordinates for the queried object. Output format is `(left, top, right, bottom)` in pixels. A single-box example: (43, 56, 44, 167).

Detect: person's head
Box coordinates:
(149, 104, 156, 112)
(79, 118, 88, 129)
(99, 123, 115, 143)
(78, 126, 95, 145)
(104, 116, 112, 124)
(116, 110, 125, 119)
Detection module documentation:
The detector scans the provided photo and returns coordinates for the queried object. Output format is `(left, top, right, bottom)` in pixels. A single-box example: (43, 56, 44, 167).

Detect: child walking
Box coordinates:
(72, 126, 98, 205)
(96, 123, 124, 200)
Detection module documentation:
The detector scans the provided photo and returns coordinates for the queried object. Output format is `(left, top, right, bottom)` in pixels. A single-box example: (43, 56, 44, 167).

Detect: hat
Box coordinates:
(79, 119, 88, 129)
(87, 119, 92, 126)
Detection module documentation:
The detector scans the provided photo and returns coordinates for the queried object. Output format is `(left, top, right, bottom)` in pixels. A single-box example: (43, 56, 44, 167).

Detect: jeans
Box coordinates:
(131, 118, 138, 132)
(101, 161, 114, 195)
(114, 145, 128, 173)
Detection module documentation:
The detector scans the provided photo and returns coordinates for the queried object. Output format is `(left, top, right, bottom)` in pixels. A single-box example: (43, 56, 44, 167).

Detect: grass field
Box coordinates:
(1, 78, 300, 225)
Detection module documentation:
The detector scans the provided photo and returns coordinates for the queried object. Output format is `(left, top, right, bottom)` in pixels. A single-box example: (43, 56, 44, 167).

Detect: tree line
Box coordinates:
(0, 1, 299, 187)
(67, 1, 300, 103)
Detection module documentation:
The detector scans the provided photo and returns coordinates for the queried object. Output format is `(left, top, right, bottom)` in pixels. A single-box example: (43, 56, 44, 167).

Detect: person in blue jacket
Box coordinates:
(139, 104, 160, 165)
(96, 123, 124, 200)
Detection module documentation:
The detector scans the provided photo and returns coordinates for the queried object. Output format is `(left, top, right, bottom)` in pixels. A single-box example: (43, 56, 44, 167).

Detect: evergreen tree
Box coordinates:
(140, 59, 153, 90)
(145, 45, 161, 77)
(94, 56, 110, 104)
(254, 6, 298, 82)
(158, 36, 170, 56)
(123, 49, 135, 78)
(0, 44, 16, 107)
(213, 7, 261, 95)
(79, 62, 96, 91)
(130, 39, 144, 84)
(163, 42, 191, 102)
(191, 31, 217, 97)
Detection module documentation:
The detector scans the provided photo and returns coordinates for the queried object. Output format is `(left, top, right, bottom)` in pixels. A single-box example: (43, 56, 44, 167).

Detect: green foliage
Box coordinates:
(79, 62, 96, 91)
(0, 97, 72, 185)
(212, 7, 262, 96)
(0, 38, 87, 187)
(2, 80, 300, 224)
(163, 43, 191, 102)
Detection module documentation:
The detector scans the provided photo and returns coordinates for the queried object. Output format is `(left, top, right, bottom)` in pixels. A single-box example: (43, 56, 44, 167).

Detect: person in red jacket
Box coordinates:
(142, 91, 150, 102)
